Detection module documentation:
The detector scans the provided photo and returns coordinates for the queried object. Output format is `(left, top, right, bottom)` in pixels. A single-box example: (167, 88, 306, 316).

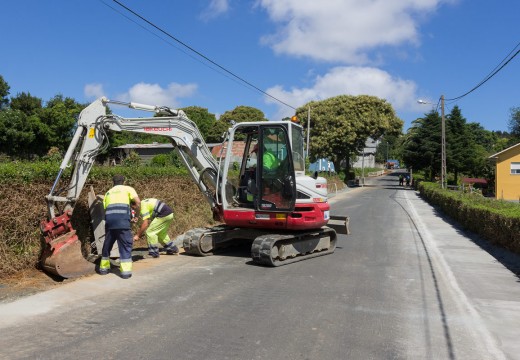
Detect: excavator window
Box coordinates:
(256, 126, 296, 212)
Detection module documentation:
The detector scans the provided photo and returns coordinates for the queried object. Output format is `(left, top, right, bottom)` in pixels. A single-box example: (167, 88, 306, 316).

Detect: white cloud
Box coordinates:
(258, 0, 449, 64)
(84, 83, 105, 99)
(200, 0, 230, 20)
(117, 82, 198, 108)
(265, 66, 420, 120)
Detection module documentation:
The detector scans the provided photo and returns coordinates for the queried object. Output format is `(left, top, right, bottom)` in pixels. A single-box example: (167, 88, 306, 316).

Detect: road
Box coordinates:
(1, 171, 519, 360)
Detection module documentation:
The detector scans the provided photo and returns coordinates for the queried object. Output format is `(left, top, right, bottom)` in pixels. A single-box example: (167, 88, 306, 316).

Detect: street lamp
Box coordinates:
(417, 96, 447, 189)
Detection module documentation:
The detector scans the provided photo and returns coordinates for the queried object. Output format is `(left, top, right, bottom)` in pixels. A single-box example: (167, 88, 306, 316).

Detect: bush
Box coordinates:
(121, 150, 141, 167)
(418, 182, 520, 254)
(150, 154, 170, 167)
(0, 171, 214, 278)
(150, 151, 183, 167)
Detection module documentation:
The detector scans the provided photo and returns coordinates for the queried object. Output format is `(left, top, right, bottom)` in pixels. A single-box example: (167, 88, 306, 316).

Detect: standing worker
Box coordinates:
(99, 175, 140, 279)
(133, 198, 178, 258)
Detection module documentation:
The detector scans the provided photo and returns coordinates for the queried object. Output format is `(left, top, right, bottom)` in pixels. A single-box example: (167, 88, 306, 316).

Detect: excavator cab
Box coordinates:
(218, 121, 300, 228)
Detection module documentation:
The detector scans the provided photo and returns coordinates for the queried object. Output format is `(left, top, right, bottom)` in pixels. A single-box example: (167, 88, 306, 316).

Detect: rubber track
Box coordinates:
(251, 227, 336, 266)
(181, 227, 213, 256)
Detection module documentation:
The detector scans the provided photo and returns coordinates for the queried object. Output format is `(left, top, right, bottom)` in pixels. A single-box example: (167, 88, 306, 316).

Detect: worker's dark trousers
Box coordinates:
(102, 228, 133, 276)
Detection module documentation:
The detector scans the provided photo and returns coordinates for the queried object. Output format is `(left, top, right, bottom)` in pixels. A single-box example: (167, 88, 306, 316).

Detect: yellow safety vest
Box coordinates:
(104, 185, 138, 229)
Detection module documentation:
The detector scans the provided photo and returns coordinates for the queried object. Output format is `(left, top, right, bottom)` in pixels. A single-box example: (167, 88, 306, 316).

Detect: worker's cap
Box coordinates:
(112, 174, 125, 185)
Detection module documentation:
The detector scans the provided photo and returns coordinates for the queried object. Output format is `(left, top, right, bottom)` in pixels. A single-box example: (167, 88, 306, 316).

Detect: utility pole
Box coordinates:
(361, 148, 365, 187)
(306, 106, 310, 160)
(386, 141, 389, 167)
(441, 95, 447, 189)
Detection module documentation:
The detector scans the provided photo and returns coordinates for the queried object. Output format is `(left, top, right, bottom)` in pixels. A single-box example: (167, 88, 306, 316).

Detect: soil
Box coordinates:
(0, 268, 64, 303)
(0, 240, 171, 304)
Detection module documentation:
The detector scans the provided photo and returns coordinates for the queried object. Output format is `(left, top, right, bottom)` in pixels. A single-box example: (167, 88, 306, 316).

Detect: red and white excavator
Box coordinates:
(40, 97, 349, 278)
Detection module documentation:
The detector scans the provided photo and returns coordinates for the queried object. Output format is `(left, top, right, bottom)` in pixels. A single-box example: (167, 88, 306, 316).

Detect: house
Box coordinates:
(488, 142, 520, 201)
(351, 138, 380, 168)
(461, 177, 488, 194)
(210, 141, 246, 164)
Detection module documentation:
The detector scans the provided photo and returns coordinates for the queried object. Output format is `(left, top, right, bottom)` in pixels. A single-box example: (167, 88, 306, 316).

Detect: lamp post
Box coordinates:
(417, 96, 446, 189)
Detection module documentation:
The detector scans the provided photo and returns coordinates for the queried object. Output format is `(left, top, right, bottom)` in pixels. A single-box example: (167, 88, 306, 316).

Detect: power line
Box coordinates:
(446, 41, 520, 102)
(103, 0, 297, 110)
(98, 0, 256, 95)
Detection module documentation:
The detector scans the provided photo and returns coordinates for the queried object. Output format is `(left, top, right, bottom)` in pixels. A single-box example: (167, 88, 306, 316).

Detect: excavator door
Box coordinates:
(255, 125, 296, 212)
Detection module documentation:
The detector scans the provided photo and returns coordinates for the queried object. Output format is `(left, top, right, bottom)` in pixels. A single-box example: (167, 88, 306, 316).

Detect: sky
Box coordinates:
(0, 0, 519, 133)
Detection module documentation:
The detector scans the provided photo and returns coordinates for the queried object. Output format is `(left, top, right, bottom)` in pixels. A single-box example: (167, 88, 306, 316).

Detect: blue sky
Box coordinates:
(1, 0, 518, 132)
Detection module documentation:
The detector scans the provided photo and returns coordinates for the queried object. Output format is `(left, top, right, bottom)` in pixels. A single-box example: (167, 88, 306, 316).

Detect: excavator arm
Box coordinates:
(41, 97, 223, 278)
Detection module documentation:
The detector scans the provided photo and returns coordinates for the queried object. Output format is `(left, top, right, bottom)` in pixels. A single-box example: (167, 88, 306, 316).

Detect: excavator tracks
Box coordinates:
(179, 225, 338, 266)
(180, 227, 215, 256)
(250, 227, 337, 266)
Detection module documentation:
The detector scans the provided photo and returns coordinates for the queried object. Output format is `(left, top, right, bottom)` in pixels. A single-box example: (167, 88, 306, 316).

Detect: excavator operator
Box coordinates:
(252, 143, 280, 171)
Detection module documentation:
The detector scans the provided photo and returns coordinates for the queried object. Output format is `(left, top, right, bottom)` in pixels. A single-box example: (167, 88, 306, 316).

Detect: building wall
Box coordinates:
(496, 147, 520, 201)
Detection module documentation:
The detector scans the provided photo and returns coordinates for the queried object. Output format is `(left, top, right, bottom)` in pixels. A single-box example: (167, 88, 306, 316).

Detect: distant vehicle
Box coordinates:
(386, 159, 400, 169)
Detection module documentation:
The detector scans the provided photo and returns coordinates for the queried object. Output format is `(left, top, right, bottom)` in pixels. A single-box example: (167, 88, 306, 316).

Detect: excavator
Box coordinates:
(40, 97, 349, 278)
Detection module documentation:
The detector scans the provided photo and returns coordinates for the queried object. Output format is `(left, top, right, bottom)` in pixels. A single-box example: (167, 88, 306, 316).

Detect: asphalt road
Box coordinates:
(1, 171, 519, 360)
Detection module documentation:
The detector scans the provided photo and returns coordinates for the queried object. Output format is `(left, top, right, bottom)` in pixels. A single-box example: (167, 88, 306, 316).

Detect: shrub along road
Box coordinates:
(0, 173, 519, 359)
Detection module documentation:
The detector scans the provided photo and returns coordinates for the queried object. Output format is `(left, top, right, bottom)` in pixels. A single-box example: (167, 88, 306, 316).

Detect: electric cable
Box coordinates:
(102, 0, 297, 110)
(97, 1, 248, 94)
(446, 42, 520, 102)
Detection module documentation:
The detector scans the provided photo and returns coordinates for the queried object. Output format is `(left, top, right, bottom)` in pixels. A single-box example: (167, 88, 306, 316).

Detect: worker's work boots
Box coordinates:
(166, 245, 179, 255)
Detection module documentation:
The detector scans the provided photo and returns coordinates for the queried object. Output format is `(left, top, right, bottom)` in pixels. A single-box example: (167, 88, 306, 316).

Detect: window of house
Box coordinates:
(511, 162, 520, 174)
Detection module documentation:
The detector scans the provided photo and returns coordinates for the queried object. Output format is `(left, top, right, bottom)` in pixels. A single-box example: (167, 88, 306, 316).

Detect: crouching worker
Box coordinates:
(99, 175, 141, 279)
(133, 198, 178, 258)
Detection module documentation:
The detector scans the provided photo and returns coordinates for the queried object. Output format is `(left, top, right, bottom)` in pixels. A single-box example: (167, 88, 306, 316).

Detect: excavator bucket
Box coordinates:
(40, 230, 96, 278)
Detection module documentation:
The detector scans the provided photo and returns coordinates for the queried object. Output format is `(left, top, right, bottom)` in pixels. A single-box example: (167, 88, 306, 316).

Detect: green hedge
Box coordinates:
(0, 161, 189, 184)
(417, 182, 520, 254)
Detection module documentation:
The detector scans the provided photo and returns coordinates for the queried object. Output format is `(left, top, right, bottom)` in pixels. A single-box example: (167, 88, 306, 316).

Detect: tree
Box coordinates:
(38, 95, 86, 153)
(446, 106, 475, 183)
(402, 112, 442, 180)
(205, 106, 268, 143)
(0, 75, 10, 109)
(375, 134, 400, 164)
(1, 92, 50, 158)
(219, 106, 268, 124)
(181, 106, 216, 142)
(508, 106, 520, 143)
(205, 120, 231, 143)
(403, 106, 503, 182)
(295, 95, 403, 172)
(10, 92, 42, 116)
(0, 109, 39, 157)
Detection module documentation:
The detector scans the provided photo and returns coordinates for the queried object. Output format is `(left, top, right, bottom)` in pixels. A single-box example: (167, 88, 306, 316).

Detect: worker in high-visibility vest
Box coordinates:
(99, 175, 140, 279)
(133, 198, 178, 258)
(252, 143, 280, 171)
